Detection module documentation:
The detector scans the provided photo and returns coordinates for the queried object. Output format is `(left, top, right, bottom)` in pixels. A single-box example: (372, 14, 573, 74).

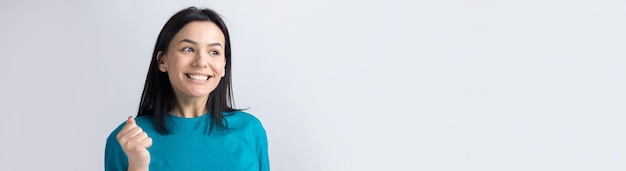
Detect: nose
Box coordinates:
(191, 51, 209, 68)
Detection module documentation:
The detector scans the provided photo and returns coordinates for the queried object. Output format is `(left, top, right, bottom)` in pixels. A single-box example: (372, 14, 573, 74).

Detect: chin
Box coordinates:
(190, 93, 211, 98)
(182, 89, 209, 98)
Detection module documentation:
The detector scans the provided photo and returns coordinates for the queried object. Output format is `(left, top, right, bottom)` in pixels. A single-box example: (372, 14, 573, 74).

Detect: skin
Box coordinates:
(116, 117, 152, 171)
(116, 21, 227, 171)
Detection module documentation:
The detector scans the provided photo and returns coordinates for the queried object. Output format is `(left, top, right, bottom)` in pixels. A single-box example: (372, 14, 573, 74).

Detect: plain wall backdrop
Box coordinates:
(1, 0, 624, 170)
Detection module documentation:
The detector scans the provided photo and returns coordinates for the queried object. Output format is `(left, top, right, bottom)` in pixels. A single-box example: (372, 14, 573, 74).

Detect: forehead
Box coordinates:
(171, 21, 225, 44)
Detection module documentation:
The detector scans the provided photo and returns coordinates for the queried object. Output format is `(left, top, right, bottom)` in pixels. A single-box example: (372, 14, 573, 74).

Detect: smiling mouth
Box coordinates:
(186, 74, 211, 80)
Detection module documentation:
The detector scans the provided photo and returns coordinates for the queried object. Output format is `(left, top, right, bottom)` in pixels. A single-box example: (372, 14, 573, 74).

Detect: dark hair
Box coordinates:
(137, 7, 238, 135)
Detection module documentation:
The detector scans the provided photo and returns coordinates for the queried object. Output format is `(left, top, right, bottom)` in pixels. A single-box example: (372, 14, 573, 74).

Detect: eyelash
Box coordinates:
(210, 50, 219, 55)
(181, 47, 194, 52)
(181, 47, 220, 56)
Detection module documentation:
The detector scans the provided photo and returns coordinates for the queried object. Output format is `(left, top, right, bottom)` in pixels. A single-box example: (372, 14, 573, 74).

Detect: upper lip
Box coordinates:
(186, 72, 213, 77)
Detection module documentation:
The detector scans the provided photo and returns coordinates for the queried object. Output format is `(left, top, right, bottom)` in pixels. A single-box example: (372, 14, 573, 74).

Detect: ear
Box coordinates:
(221, 69, 226, 77)
(157, 51, 167, 72)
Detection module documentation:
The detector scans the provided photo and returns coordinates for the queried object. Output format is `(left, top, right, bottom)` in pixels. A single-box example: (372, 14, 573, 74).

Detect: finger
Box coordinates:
(127, 116, 136, 125)
(120, 132, 149, 151)
(117, 116, 142, 138)
(141, 137, 153, 148)
(117, 124, 137, 139)
(118, 127, 144, 144)
(133, 132, 149, 142)
(136, 134, 152, 148)
(117, 116, 137, 139)
(125, 127, 145, 139)
(130, 136, 152, 150)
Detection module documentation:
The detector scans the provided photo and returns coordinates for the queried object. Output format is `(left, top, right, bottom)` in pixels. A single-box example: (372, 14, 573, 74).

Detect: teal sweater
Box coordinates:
(105, 111, 270, 171)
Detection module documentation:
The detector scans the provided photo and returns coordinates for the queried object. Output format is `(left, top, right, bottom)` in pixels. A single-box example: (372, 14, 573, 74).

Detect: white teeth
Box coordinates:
(188, 74, 208, 80)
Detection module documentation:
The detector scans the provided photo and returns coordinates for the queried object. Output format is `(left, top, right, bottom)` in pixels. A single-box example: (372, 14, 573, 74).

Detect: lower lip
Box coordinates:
(186, 75, 210, 84)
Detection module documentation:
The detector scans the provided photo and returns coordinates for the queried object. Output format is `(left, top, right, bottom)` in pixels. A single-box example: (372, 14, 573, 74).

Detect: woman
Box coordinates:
(105, 7, 270, 171)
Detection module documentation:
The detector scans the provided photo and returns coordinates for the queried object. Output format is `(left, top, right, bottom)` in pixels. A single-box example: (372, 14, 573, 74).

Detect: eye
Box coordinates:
(210, 50, 220, 56)
(181, 47, 194, 52)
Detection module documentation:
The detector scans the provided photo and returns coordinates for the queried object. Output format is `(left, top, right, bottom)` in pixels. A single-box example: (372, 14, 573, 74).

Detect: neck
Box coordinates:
(171, 95, 209, 118)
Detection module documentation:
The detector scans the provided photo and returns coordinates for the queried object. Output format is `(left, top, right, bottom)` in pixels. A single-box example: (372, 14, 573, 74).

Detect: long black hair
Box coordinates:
(137, 7, 238, 135)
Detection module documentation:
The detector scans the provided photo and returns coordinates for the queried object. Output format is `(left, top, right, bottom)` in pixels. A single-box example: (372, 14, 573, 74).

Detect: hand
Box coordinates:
(116, 116, 152, 171)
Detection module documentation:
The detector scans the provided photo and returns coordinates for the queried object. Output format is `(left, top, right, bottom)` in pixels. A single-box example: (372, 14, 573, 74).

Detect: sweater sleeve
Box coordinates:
(104, 123, 129, 171)
(256, 121, 270, 171)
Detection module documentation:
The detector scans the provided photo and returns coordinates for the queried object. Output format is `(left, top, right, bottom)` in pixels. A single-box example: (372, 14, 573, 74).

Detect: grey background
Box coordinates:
(1, 0, 624, 170)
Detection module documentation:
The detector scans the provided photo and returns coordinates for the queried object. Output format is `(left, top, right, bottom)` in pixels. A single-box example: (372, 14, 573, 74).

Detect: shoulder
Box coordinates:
(225, 110, 265, 130)
(134, 115, 156, 128)
(227, 110, 261, 121)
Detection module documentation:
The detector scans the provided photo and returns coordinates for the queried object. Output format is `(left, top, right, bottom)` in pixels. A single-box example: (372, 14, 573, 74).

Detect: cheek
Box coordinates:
(168, 56, 189, 69)
(214, 61, 226, 71)
(215, 61, 226, 77)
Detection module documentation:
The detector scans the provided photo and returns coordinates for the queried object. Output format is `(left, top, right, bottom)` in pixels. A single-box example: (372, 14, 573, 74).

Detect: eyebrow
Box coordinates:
(179, 39, 222, 47)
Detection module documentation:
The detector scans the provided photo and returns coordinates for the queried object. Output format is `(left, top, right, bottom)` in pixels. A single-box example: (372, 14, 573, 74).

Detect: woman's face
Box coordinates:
(158, 21, 226, 100)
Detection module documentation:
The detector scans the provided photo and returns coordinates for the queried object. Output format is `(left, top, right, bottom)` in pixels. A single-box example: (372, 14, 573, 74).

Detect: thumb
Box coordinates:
(126, 116, 136, 125)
